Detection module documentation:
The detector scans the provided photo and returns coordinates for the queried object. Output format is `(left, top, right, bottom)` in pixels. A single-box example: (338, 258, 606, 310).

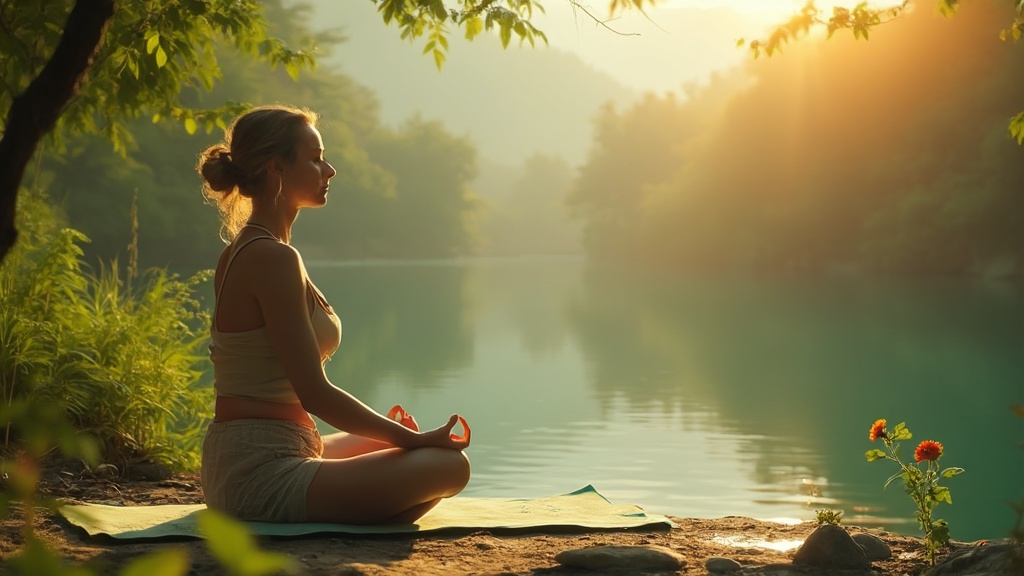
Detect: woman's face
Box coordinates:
(281, 124, 337, 209)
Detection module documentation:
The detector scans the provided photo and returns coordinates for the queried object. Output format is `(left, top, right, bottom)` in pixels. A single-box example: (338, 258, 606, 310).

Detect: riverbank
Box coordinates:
(2, 471, 993, 575)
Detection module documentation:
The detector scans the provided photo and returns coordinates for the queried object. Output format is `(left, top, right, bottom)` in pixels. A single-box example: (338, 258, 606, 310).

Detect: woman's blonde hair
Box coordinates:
(197, 105, 319, 241)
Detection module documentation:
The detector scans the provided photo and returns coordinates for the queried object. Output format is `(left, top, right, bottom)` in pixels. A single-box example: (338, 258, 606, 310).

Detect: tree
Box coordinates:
(569, 0, 1023, 274)
(741, 0, 1024, 142)
(0, 0, 646, 263)
(4, 0, 1020, 264)
(0, 0, 315, 263)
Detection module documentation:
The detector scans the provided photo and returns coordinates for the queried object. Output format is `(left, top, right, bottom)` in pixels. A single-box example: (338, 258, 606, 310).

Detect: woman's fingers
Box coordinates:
(387, 404, 419, 432)
(448, 415, 470, 447)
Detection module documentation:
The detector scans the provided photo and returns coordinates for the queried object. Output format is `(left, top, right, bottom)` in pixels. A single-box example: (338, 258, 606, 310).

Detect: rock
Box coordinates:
(925, 542, 1022, 576)
(852, 532, 892, 560)
(555, 545, 685, 571)
(792, 524, 871, 569)
(705, 556, 742, 573)
(126, 461, 172, 481)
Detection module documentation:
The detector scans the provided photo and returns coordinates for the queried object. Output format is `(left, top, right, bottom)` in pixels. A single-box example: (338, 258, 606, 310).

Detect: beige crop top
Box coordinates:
(209, 232, 342, 404)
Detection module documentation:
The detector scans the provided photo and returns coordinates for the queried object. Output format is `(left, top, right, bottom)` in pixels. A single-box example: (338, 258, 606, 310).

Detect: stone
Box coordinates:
(852, 532, 892, 560)
(925, 542, 1022, 576)
(705, 556, 742, 573)
(126, 461, 172, 481)
(791, 524, 871, 569)
(555, 545, 685, 571)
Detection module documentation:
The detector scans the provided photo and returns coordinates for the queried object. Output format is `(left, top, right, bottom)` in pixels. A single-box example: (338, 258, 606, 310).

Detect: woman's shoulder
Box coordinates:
(228, 236, 304, 275)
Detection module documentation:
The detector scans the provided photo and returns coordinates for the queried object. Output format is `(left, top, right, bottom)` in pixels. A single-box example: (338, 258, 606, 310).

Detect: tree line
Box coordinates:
(569, 0, 1023, 276)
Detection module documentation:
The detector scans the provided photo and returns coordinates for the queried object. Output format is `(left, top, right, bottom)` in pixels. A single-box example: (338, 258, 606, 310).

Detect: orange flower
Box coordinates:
(869, 419, 887, 442)
(915, 440, 943, 462)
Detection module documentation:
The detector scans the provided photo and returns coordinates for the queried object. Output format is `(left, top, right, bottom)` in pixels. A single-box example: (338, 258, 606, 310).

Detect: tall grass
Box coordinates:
(1, 188, 212, 471)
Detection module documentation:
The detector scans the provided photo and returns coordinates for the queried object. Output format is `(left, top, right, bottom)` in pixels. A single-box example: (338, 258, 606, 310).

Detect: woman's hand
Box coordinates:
(416, 414, 471, 451)
(387, 405, 419, 431)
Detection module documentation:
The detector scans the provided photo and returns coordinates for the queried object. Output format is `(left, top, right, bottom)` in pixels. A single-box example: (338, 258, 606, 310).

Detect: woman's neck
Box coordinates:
(246, 206, 296, 244)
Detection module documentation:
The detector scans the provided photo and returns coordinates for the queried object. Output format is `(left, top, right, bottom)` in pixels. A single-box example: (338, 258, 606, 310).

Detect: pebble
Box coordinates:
(705, 556, 742, 573)
(852, 532, 892, 560)
(555, 544, 685, 571)
(792, 524, 871, 569)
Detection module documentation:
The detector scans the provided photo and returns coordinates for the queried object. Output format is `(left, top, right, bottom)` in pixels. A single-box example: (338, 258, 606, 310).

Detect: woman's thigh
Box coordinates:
(305, 447, 470, 524)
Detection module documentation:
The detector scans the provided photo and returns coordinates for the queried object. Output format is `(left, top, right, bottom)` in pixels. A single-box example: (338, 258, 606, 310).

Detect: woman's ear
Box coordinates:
(264, 157, 285, 176)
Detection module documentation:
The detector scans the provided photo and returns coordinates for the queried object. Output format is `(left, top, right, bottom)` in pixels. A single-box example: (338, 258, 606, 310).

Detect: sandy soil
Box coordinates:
(0, 472, 959, 575)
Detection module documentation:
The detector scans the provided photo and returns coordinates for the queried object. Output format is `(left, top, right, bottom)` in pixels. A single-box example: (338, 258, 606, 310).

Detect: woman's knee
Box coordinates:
(448, 450, 471, 491)
(415, 447, 470, 493)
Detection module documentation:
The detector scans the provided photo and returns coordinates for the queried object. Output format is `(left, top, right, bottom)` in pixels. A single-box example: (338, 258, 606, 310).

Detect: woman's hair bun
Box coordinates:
(199, 144, 239, 193)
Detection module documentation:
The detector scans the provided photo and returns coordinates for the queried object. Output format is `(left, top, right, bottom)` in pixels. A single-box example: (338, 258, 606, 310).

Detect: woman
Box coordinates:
(196, 105, 471, 524)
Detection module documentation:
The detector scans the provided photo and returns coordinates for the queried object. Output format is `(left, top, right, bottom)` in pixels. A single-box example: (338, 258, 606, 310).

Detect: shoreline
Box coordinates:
(2, 472, 1007, 575)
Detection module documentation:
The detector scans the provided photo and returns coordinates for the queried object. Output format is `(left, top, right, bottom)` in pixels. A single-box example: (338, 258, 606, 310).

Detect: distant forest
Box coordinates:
(569, 1, 1023, 277)
(39, 0, 1023, 278)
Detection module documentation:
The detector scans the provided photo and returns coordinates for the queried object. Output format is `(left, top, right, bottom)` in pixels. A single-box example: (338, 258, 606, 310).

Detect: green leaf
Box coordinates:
(883, 470, 902, 489)
(932, 486, 952, 505)
(5, 538, 91, 576)
(1010, 111, 1024, 145)
(197, 509, 298, 576)
(120, 548, 190, 576)
(940, 467, 965, 478)
(184, 117, 198, 135)
(155, 46, 168, 68)
(891, 422, 912, 441)
(464, 16, 483, 40)
(500, 23, 511, 47)
(146, 32, 160, 54)
(865, 449, 886, 462)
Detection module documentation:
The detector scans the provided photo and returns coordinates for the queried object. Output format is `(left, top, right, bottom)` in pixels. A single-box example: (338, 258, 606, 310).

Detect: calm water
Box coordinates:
(306, 256, 1024, 541)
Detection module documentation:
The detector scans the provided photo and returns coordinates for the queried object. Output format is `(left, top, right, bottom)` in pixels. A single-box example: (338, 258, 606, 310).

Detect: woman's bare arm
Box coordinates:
(242, 241, 468, 450)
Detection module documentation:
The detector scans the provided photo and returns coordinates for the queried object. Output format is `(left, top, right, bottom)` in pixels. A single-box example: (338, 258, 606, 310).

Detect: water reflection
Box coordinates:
(310, 257, 1024, 541)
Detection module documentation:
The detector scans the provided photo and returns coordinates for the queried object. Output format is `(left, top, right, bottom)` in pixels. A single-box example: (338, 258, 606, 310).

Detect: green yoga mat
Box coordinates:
(60, 485, 675, 540)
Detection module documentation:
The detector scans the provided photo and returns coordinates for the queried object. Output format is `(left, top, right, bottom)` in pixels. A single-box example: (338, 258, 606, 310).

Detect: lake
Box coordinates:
(306, 256, 1024, 541)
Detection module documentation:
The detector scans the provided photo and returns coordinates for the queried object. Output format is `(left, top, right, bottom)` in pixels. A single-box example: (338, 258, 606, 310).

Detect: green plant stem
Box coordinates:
(883, 438, 937, 563)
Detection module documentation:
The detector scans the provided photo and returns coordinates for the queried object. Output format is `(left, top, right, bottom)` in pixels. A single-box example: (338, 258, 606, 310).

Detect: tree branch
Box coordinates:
(0, 0, 114, 263)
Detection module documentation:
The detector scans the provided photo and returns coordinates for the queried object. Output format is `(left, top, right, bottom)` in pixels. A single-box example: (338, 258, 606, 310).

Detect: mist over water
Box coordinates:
(312, 257, 1024, 541)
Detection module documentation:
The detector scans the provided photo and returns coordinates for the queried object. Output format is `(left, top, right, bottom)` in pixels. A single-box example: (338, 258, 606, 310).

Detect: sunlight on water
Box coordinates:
(710, 535, 805, 552)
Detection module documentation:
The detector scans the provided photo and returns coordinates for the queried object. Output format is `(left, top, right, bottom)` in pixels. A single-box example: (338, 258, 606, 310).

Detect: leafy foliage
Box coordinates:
(372, 0, 550, 67)
(197, 509, 298, 575)
(0, 0, 315, 154)
(814, 508, 844, 525)
(0, 189, 212, 471)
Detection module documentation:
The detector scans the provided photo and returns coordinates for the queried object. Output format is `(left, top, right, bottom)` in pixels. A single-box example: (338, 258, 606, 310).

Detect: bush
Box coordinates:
(0, 188, 212, 471)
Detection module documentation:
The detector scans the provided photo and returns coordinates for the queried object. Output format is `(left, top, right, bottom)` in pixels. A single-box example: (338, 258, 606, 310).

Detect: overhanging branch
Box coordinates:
(0, 0, 115, 263)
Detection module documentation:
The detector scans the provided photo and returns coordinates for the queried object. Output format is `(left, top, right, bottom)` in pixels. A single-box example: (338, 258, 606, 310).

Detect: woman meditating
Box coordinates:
(197, 105, 471, 524)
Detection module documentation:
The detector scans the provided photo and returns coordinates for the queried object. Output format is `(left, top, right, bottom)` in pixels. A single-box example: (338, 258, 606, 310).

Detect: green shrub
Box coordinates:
(1, 188, 212, 471)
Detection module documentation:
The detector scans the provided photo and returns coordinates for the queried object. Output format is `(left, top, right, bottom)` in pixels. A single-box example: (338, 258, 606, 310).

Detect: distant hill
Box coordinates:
(297, 1, 639, 165)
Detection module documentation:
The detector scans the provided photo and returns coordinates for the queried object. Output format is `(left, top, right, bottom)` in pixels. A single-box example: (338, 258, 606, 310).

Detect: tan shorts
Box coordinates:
(201, 419, 325, 522)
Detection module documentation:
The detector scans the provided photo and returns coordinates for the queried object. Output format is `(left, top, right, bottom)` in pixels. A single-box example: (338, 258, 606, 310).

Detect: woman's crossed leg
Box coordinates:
(305, 431, 471, 524)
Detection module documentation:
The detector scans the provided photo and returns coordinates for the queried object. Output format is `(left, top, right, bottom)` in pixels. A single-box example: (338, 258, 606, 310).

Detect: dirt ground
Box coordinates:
(0, 472, 963, 575)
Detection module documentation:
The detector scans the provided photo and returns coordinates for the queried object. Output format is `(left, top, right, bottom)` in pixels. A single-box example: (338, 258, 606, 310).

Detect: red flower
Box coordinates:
(915, 440, 943, 462)
(869, 419, 887, 442)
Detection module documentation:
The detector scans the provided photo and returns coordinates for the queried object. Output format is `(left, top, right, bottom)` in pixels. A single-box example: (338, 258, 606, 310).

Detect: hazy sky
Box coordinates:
(306, 1, 832, 95)
(494, 0, 896, 93)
